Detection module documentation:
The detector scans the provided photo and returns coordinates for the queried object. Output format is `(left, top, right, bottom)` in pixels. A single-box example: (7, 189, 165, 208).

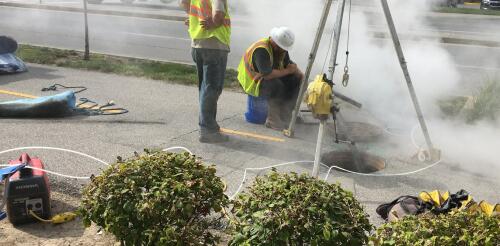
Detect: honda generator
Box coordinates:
(4, 153, 51, 225)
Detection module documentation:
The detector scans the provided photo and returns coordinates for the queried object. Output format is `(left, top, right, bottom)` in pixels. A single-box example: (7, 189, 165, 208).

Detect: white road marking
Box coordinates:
(122, 31, 190, 41)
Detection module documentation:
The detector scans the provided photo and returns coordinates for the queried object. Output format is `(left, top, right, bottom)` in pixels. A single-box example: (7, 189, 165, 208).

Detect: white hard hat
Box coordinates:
(270, 27, 295, 51)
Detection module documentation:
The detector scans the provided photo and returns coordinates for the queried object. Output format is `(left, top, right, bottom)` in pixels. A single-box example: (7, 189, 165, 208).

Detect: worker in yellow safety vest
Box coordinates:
(181, 0, 231, 143)
(238, 27, 304, 131)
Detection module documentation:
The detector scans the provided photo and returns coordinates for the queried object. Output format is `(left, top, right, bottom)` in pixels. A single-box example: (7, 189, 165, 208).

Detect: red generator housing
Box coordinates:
(4, 153, 51, 225)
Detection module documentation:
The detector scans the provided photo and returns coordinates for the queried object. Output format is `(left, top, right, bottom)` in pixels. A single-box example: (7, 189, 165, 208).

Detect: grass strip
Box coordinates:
(435, 7, 500, 16)
(16, 44, 240, 89)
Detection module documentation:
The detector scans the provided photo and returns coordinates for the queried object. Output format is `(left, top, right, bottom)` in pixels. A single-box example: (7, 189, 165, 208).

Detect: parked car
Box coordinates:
(481, 0, 500, 9)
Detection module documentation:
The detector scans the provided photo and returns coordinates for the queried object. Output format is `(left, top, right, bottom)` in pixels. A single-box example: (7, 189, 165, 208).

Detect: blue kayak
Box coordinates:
(0, 91, 76, 118)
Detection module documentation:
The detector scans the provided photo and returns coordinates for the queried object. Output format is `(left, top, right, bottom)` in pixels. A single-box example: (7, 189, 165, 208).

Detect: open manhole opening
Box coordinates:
(336, 122, 383, 142)
(321, 150, 386, 173)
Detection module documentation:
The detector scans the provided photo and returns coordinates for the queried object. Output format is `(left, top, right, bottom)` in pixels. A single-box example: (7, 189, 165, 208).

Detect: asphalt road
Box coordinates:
(0, 4, 499, 82)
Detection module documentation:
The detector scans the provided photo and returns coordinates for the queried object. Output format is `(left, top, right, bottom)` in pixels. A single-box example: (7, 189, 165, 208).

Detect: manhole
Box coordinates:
(336, 122, 383, 142)
(321, 150, 386, 173)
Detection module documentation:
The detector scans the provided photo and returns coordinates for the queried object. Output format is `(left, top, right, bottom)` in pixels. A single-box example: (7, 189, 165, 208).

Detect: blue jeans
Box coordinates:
(191, 48, 228, 135)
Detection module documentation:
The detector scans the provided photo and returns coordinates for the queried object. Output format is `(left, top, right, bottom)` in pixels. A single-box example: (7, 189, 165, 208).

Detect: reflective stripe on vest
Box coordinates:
(188, 0, 231, 45)
(237, 38, 285, 97)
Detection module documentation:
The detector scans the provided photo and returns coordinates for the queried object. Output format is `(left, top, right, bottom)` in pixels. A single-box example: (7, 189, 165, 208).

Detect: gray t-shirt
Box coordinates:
(189, 0, 230, 51)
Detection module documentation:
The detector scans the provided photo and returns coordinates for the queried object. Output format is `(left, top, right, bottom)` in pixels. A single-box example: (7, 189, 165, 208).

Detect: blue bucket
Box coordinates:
(245, 95, 268, 124)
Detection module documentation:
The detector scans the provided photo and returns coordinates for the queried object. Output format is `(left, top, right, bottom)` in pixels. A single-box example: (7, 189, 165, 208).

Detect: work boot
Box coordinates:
(199, 132, 229, 143)
(280, 101, 294, 125)
(265, 100, 284, 131)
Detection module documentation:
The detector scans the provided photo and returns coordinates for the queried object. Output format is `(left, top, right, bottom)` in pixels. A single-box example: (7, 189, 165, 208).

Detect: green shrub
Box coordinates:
(466, 79, 500, 123)
(371, 210, 500, 246)
(438, 79, 500, 123)
(79, 150, 228, 246)
(229, 170, 372, 246)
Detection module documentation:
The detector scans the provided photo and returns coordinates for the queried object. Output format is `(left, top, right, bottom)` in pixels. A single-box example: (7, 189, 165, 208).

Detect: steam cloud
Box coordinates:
(236, 0, 500, 177)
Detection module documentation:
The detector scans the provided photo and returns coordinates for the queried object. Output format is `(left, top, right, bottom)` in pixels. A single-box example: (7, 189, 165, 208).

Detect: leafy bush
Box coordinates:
(371, 210, 500, 246)
(466, 79, 500, 123)
(229, 171, 372, 246)
(438, 78, 500, 123)
(79, 150, 228, 246)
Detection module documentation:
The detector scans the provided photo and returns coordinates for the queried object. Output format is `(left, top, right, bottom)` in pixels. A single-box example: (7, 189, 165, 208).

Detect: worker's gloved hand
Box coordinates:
(184, 18, 189, 26)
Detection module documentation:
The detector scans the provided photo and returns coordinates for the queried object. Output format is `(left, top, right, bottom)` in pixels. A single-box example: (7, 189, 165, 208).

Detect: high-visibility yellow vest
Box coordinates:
(188, 0, 231, 45)
(237, 38, 285, 97)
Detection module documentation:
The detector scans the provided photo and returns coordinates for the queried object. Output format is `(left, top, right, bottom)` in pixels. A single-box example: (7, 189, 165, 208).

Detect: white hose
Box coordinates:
(0, 164, 92, 180)
(227, 123, 441, 199)
(0, 146, 110, 167)
(228, 160, 329, 200)
(162, 147, 193, 155)
(0, 123, 441, 200)
(0, 146, 111, 180)
(0, 146, 194, 180)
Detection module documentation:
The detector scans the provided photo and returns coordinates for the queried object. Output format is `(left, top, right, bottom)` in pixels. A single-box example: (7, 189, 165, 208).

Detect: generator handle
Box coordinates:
(19, 153, 32, 178)
(20, 153, 31, 165)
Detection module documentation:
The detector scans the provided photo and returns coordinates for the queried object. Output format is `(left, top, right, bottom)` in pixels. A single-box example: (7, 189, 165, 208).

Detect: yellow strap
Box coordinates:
(220, 128, 285, 143)
(0, 89, 38, 99)
(479, 201, 495, 216)
(419, 190, 448, 206)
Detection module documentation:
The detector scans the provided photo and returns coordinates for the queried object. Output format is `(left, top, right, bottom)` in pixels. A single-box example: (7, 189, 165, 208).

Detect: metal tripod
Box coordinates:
(286, 0, 439, 177)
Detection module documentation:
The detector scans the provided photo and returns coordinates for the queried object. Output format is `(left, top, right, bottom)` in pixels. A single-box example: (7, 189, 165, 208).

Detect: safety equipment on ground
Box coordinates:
(468, 200, 500, 217)
(419, 190, 499, 216)
(238, 38, 285, 97)
(188, 0, 231, 45)
(419, 190, 471, 214)
(377, 190, 499, 222)
(376, 196, 425, 222)
(270, 26, 295, 51)
(305, 74, 333, 119)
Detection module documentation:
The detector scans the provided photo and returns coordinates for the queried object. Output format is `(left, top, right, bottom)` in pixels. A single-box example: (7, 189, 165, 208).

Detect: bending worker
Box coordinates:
(181, 0, 231, 143)
(238, 27, 304, 131)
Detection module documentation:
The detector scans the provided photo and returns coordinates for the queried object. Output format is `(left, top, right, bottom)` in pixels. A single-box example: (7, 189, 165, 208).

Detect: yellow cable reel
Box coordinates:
(305, 74, 333, 119)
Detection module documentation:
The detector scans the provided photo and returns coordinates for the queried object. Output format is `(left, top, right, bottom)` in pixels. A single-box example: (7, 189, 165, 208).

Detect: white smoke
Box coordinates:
(235, 0, 500, 176)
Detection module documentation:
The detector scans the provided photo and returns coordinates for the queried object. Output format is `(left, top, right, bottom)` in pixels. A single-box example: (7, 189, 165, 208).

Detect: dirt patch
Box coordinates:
(0, 190, 117, 246)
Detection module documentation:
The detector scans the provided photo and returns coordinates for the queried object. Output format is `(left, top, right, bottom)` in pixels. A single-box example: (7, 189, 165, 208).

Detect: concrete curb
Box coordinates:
(0, 1, 185, 21)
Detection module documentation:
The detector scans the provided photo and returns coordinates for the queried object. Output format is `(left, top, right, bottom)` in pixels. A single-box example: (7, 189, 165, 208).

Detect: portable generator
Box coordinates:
(4, 153, 51, 225)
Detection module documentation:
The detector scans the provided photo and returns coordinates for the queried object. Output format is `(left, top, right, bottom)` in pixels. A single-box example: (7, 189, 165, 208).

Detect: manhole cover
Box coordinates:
(336, 122, 383, 142)
(321, 150, 386, 173)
